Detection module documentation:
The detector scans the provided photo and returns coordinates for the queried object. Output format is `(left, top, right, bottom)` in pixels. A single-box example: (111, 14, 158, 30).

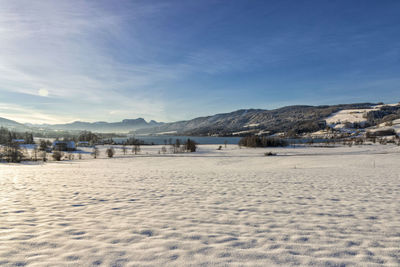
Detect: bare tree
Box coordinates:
(92, 146, 100, 159)
(122, 145, 127, 155)
(132, 144, 140, 155)
(175, 139, 181, 153)
(41, 151, 47, 162)
(32, 145, 38, 161)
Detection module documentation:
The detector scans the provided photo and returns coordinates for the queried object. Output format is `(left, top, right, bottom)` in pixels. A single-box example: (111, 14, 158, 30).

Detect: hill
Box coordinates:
(31, 118, 163, 133)
(136, 103, 379, 136)
(2, 102, 399, 137)
(0, 117, 30, 131)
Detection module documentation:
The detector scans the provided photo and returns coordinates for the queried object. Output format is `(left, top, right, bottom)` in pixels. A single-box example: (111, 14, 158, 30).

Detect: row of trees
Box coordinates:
(158, 139, 197, 154)
(0, 127, 35, 162)
(0, 127, 34, 145)
(91, 144, 142, 159)
(77, 131, 99, 144)
(0, 128, 103, 147)
(93, 139, 197, 159)
(239, 136, 288, 148)
(0, 143, 52, 163)
(1, 135, 199, 163)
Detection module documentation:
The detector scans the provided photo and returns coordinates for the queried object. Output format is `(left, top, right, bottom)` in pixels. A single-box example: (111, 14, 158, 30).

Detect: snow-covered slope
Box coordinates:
(325, 108, 373, 125)
(320, 103, 400, 137)
(137, 103, 376, 136)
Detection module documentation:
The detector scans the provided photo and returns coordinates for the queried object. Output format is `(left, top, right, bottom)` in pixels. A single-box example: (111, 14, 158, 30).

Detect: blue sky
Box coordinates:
(0, 0, 399, 123)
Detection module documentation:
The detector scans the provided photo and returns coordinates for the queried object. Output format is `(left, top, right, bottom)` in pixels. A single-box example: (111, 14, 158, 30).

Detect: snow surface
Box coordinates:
(368, 126, 395, 133)
(1, 145, 400, 266)
(390, 119, 400, 134)
(393, 125, 400, 135)
(325, 104, 400, 128)
(244, 123, 260, 128)
(325, 109, 372, 125)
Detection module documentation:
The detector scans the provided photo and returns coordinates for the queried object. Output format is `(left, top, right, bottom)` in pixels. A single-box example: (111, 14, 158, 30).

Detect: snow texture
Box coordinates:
(1, 145, 400, 266)
(325, 109, 372, 125)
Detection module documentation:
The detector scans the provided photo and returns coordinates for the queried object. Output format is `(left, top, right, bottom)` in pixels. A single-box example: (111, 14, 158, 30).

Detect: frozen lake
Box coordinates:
(0, 144, 399, 266)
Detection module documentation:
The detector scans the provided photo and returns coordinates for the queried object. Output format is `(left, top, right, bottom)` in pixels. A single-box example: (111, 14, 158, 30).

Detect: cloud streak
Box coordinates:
(0, 0, 399, 124)
(0, 1, 185, 122)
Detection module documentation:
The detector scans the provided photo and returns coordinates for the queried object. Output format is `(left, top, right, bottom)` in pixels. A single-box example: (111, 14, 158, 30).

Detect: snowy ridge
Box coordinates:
(137, 103, 377, 136)
(309, 103, 400, 138)
(325, 109, 373, 125)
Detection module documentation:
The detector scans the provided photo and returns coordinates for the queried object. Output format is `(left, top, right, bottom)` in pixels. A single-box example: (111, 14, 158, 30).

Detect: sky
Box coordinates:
(0, 0, 399, 124)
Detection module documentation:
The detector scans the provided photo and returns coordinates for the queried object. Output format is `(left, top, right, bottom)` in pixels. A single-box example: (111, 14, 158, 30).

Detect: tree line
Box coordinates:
(239, 136, 288, 147)
(0, 127, 34, 145)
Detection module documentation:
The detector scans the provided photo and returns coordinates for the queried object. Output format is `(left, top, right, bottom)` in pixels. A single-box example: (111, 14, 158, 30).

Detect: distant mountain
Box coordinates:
(32, 118, 164, 133)
(2, 102, 399, 136)
(136, 103, 380, 136)
(0, 117, 29, 131)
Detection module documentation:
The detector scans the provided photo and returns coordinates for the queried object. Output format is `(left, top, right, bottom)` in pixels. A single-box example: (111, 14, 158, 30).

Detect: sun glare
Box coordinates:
(38, 88, 49, 97)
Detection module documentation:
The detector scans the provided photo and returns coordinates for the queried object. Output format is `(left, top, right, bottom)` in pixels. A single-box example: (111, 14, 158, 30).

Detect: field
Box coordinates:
(1, 145, 400, 266)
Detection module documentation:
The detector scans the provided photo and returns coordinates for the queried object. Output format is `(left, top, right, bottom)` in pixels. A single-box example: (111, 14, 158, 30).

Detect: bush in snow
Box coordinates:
(106, 147, 115, 158)
(52, 151, 63, 161)
(184, 139, 197, 152)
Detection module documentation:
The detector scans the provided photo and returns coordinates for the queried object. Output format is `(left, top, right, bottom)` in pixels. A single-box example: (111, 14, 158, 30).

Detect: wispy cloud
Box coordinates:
(0, 103, 77, 124)
(0, 0, 399, 124)
(0, 0, 186, 122)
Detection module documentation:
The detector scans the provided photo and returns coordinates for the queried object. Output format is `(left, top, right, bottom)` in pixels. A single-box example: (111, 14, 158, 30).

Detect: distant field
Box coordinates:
(1, 145, 399, 266)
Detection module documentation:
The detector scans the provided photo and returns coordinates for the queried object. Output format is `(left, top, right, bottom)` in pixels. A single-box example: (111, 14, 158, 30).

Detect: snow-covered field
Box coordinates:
(1, 145, 400, 266)
(326, 109, 371, 125)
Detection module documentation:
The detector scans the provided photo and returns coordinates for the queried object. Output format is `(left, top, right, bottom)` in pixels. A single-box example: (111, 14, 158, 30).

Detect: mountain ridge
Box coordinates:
(135, 103, 382, 136)
(1, 102, 399, 136)
(31, 118, 164, 132)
